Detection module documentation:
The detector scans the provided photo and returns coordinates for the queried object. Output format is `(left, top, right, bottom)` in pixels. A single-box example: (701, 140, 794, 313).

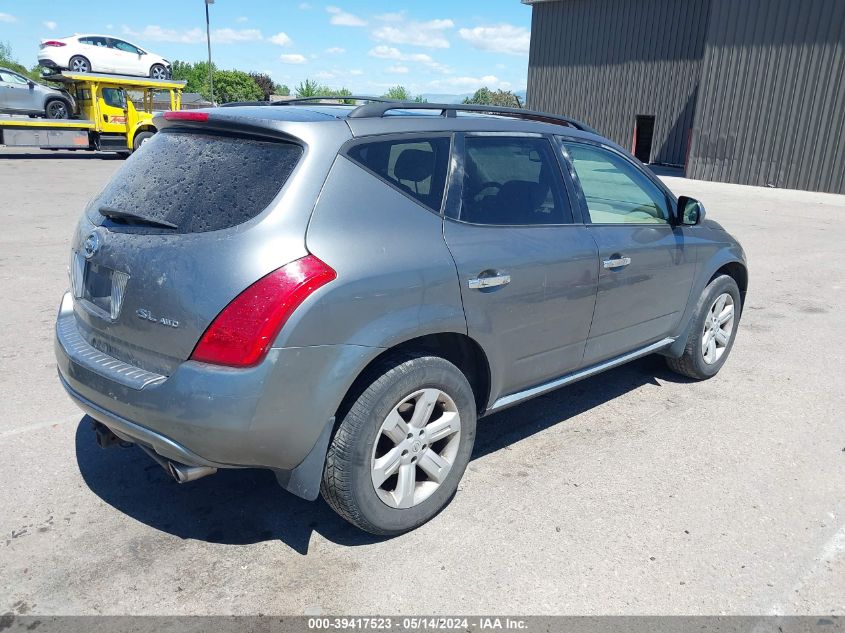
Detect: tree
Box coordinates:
(0, 41, 52, 82)
(274, 83, 291, 96)
(171, 60, 216, 95)
(296, 79, 327, 97)
(212, 70, 263, 103)
(382, 85, 427, 102)
(463, 87, 522, 108)
(249, 72, 274, 100)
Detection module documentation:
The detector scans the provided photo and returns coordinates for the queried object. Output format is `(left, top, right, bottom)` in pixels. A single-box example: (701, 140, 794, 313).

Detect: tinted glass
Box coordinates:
(102, 88, 126, 108)
(86, 131, 302, 233)
(460, 136, 570, 225)
(112, 40, 139, 53)
(0, 71, 27, 84)
(347, 136, 450, 212)
(564, 142, 670, 224)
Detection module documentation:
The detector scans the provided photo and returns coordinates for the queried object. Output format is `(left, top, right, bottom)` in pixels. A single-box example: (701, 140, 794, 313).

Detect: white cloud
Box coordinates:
(280, 53, 307, 64)
(43, 20, 57, 30)
(349, 69, 363, 75)
(375, 12, 404, 22)
(213, 28, 263, 43)
(0, 12, 16, 23)
(324, 47, 345, 54)
(326, 6, 367, 27)
(428, 74, 510, 91)
(269, 32, 292, 46)
(458, 24, 530, 56)
(373, 18, 454, 48)
(368, 46, 450, 74)
(236, 16, 248, 23)
(121, 24, 262, 44)
(298, 2, 312, 9)
(386, 65, 409, 74)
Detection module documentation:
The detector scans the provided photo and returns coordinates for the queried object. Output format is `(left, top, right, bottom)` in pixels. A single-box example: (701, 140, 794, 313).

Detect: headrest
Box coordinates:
(394, 149, 434, 183)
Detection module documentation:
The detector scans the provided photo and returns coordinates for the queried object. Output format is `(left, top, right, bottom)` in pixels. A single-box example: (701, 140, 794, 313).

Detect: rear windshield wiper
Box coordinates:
(99, 206, 178, 230)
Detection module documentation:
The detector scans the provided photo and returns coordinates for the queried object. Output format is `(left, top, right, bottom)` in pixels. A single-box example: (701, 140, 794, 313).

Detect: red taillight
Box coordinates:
(41, 40, 66, 47)
(190, 255, 336, 368)
(163, 111, 209, 122)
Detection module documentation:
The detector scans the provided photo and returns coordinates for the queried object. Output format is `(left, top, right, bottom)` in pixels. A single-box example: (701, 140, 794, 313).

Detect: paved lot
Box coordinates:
(1, 148, 843, 616)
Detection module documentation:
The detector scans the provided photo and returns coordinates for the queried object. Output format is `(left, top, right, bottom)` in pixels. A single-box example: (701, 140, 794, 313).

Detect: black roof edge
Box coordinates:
(271, 95, 398, 106)
(347, 101, 597, 133)
(218, 96, 397, 108)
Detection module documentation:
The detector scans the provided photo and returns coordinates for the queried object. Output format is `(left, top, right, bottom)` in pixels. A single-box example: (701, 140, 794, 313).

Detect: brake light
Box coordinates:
(41, 40, 66, 47)
(163, 111, 209, 122)
(190, 255, 336, 367)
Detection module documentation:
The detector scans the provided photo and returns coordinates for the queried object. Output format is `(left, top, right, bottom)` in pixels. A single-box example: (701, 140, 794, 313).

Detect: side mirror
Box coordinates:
(678, 195, 706, 226)
(27, 80, 35, 89)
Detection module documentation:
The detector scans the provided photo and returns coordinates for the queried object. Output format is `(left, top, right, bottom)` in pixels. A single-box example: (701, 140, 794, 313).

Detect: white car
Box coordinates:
(38, 35, 171, 79)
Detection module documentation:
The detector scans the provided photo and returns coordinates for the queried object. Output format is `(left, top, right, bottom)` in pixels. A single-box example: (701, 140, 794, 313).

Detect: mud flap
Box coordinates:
(273, 417, 335, 501)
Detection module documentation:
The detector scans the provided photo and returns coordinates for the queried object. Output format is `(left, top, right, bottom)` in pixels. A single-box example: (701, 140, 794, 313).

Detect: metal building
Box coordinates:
(525, 0, 845, 194)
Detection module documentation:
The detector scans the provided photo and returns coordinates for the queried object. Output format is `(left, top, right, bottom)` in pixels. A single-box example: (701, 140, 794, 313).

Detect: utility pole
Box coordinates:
(205, 0, 214, 104)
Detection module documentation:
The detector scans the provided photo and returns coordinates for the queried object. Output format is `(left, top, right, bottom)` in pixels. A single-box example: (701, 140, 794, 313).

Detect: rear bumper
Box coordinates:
(55, 292, 377, 472)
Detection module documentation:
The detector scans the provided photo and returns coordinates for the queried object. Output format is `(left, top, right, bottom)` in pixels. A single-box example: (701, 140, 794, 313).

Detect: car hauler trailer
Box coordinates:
(0, 71, 185, 154)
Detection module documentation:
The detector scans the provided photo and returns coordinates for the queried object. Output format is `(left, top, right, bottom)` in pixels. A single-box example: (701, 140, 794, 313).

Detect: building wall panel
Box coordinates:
(526, 0, 712, 165)
(687, 0, 845, 193)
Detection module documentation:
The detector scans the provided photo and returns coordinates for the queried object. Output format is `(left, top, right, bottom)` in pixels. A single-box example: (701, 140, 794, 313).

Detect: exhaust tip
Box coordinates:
(167, 461, 217, 483)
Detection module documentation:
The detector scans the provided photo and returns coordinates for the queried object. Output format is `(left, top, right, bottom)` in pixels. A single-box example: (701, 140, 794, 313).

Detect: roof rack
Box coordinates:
(347, 101, 596, 132)
(271, 95, 397, 106)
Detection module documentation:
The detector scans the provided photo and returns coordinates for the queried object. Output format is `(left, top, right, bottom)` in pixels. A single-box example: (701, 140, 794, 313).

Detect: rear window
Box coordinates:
(86, 131, 302, 233)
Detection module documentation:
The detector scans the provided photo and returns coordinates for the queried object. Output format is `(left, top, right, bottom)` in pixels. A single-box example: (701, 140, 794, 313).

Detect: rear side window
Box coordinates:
(87, 131, 302, 233)
(460, 136, 571, 225)
(346, 136, 450, 212)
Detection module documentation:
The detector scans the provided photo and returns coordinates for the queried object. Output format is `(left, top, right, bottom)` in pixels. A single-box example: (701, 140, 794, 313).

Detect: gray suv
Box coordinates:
(0, 67, 74, 118)
(55, 99, 748, 534)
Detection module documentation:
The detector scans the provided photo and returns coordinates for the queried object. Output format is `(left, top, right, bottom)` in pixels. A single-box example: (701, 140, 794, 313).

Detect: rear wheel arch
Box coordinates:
(339, 333, 491, 423)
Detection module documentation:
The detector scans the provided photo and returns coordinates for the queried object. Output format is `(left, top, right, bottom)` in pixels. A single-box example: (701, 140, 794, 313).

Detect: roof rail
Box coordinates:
(347, 101, 597, 133)
(272, 95, 398, 106)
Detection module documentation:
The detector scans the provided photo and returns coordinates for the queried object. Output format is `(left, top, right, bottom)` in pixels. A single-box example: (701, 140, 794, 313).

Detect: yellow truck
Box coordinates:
(0, 71, 186, 154)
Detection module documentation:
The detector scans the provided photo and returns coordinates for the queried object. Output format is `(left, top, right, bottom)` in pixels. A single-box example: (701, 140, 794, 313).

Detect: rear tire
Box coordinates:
(132, 131, 155, 151)
(666, 274, 742, 380)
(149, 64, 169, 80)
(45, 99, 69, 119)
(68, 56, 90, 73)
(321, 353, 477, 535)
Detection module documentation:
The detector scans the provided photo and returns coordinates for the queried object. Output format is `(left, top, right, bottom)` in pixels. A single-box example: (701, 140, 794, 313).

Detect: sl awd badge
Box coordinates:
(136, 308, 179, 328)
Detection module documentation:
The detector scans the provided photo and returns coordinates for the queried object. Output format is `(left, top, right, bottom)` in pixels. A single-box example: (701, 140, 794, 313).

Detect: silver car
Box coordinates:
(0, 67, 74, 118)
(55, 100, 748, 534)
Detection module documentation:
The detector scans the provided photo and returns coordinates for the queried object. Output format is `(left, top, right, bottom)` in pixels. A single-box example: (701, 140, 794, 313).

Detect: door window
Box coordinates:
(0, 71, 28, 85)
(102, 88, 127, 109)
(110, 39, 141, 54)
(79, 36, 107, 47)
(346, 136, 450, 212)
(563, 142, 670, 225)
(460, 136, 571, 225)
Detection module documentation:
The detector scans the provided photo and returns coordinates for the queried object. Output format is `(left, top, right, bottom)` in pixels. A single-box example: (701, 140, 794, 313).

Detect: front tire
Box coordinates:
(68, 55, 90, 73)
(132, 131, 155, 151)
(666, 274, 742, 380)
(321, 353, 477, 535)
(45, 99, 69, 119)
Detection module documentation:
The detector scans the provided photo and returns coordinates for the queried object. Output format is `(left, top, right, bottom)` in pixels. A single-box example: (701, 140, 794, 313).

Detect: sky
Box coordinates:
(0, 1, 532, 97)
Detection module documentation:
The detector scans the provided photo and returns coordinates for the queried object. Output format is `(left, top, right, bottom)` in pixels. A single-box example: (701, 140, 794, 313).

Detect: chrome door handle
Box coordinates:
(468, 274, 511, 289)
(602, 256, 631, 269)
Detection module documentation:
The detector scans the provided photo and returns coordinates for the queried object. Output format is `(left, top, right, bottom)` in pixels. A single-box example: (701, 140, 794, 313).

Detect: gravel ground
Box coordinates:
(0, 148, 842, 616)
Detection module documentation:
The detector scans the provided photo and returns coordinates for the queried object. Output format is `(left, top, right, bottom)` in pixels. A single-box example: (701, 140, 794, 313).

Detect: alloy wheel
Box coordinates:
(370, 388, 461, 509)
(47, 101, 67, 118)
(151, 66, 167, 80)
(701, 292, 735, 364)
(70, 58, 89, 72)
